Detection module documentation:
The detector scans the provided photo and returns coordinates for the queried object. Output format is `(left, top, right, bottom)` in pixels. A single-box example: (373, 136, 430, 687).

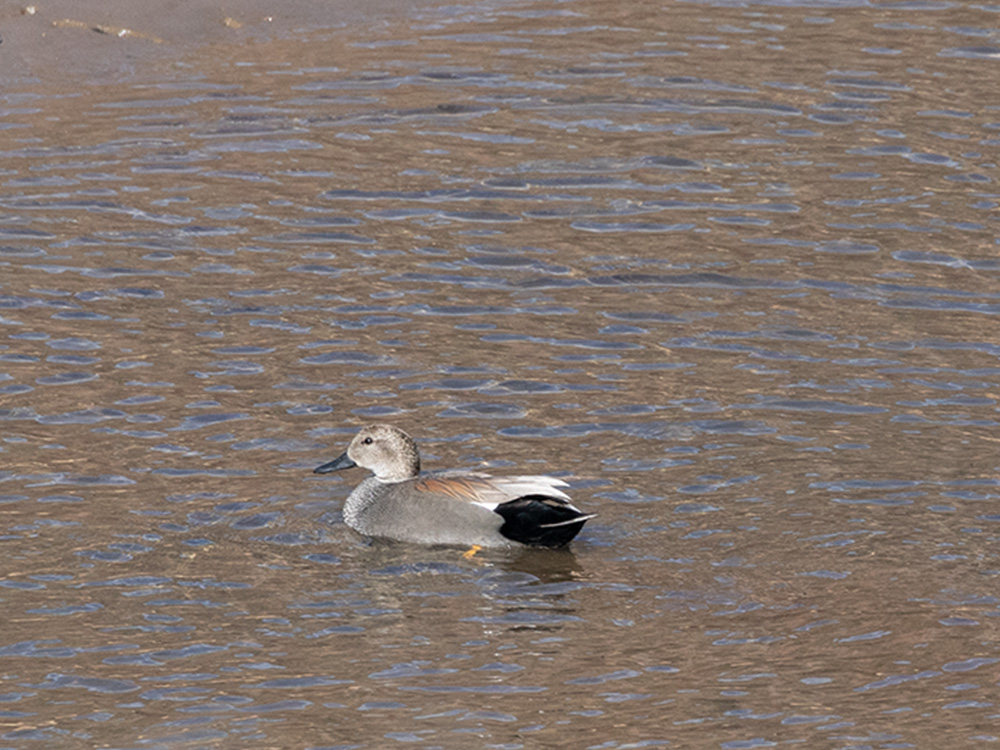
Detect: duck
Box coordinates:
(313, 424, 594, 548)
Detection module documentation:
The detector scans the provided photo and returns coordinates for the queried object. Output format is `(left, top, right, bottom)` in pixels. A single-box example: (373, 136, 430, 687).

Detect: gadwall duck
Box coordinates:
(313, 424, 594, 548)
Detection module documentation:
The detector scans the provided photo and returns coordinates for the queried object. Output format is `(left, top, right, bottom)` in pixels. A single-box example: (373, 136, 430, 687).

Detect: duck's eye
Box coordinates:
(362, 437, 373, 445)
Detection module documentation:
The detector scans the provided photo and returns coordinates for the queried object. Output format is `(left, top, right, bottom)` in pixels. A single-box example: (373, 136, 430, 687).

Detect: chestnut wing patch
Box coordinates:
(415, 475, 492, 503)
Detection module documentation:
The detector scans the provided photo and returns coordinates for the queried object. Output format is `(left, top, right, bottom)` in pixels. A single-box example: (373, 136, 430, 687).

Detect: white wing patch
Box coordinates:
(415, 472, 574, 512)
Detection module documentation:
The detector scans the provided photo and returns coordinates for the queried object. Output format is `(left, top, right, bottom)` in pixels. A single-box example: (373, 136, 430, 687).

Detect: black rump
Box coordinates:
(495, 495, 591, 548)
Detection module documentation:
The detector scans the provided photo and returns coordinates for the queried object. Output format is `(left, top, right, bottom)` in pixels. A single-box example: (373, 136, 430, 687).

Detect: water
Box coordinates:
(2, 0, 999, 747)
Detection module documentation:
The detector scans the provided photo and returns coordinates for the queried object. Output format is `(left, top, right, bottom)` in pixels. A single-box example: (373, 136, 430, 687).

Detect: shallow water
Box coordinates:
(2, 0, 1000, 747)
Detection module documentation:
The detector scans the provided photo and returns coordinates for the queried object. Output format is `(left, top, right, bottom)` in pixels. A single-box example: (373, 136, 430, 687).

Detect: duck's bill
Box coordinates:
(313, 452, 357, 474)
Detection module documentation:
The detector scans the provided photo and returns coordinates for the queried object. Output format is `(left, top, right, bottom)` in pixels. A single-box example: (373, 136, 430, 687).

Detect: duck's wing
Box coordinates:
(413, 471, 593, 548)
(414, 471, 573, 511)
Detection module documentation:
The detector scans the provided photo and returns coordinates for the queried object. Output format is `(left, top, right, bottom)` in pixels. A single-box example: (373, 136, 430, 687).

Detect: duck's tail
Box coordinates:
(496, 495, 595, 548)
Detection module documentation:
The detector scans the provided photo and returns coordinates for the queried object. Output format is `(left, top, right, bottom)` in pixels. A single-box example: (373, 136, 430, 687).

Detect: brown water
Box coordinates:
(3, 0, 1000, 748)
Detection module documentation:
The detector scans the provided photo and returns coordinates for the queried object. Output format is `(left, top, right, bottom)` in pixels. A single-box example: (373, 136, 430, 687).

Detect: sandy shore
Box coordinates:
(1, 0, 424, 89)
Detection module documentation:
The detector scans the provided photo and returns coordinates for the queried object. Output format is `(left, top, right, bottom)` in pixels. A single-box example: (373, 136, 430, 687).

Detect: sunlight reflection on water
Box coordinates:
(2, 0, 1000, 746)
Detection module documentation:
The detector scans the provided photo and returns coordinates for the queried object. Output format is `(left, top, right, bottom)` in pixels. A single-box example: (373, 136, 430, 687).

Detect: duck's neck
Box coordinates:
(371, 441, 420, 483)
(373, 473, 411, 484)
(374, 460, 419, 484)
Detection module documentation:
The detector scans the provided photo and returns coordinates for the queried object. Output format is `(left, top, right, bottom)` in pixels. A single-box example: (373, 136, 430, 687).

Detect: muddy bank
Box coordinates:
(1, 0, 429, 89)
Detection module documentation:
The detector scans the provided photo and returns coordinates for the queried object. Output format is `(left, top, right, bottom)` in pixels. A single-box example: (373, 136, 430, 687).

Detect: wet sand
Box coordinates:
(1, 0, 424, 88)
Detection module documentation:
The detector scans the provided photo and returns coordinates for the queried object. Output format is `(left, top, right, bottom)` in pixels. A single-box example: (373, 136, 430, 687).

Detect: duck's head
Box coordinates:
(314, 423, 420, 482)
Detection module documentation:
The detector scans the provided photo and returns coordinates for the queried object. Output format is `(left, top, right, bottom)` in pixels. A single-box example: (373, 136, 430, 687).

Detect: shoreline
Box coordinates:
(1, 0, 431, 91)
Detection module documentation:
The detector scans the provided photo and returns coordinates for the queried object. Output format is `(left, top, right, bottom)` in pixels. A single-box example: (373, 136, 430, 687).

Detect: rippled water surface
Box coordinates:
(3, 0, 1000, 747)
